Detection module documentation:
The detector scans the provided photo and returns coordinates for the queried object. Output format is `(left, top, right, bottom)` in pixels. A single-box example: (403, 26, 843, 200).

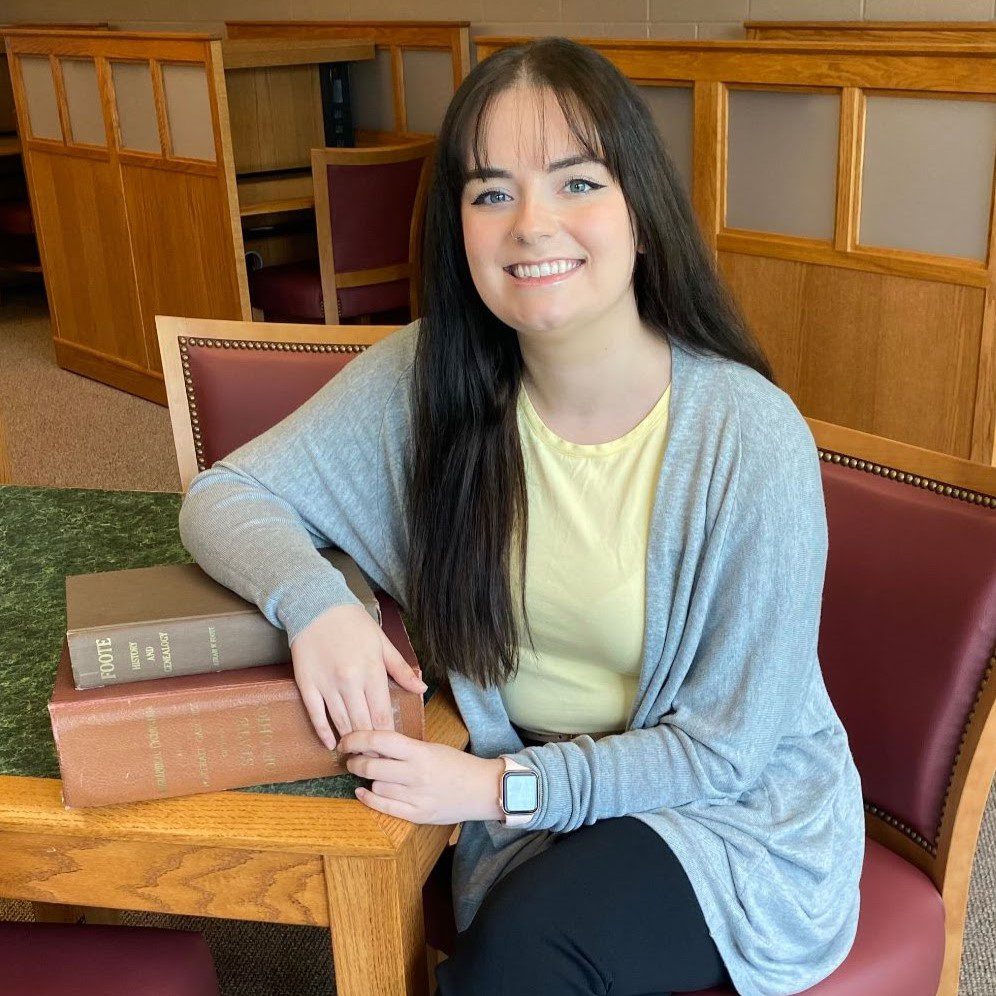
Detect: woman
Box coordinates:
(179, 38, 864, 996)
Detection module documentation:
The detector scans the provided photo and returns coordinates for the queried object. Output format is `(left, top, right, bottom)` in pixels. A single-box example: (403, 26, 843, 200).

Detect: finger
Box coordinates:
(382, 637, 428, 693)
(340, 684, 374, 732)
(355, 786, 421, 821)
(339, 729, 414, 759)
(322, 690, 353, 739)
(345, 755, 412, 784)
(365, 675, 396, 732)
(299, 687, 338, 750)
(369, 780, 412, 801)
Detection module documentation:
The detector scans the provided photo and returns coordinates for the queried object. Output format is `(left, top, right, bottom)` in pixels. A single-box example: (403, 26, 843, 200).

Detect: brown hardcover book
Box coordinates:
(66, 549, 379, 690)
(50, 592, 425, 808)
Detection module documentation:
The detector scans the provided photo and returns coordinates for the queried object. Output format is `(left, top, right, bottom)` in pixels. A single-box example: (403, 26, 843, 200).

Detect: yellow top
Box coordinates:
(500, 379, 671, 736)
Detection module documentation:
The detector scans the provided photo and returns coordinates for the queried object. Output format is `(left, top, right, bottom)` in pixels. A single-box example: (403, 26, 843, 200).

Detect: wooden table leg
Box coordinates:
(324, 838, 430, 996)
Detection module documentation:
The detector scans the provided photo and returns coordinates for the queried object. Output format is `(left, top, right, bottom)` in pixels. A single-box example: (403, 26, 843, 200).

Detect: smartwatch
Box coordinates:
(499, 755, 539, 827)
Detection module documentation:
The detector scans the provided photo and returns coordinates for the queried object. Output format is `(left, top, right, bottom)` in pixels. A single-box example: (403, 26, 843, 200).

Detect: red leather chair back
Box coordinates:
(818, 459, 996, 850)
(182, 338, 378, 473)
(326, 157, 425, 319)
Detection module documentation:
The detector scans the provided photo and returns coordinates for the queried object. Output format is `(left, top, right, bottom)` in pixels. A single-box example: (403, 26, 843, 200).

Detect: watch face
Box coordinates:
(503, 770, 538, 814)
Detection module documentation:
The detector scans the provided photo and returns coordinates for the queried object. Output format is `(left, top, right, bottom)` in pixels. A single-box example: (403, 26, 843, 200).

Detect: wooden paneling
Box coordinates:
(26, 150, 145, 366)
(121, 165, 246, 373)
(721, 252, 983, 458)
(226, 21, 472, 134)
(745, 21, 996, 45)
(226, 64, 324, 174)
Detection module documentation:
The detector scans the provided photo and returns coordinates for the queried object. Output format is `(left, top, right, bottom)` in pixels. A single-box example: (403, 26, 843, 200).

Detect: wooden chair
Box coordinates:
(247, 137, 435, 327)
(156, 316, 995, 996)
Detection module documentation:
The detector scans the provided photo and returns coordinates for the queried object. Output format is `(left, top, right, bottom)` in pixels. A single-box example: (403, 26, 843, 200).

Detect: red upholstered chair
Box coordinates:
(0, 920, 219, 995)
(247, 137, 435, 326)
(156, 317, 996, 996)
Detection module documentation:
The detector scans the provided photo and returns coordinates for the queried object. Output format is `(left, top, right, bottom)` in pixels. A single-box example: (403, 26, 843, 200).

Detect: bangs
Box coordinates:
(449, 75, 615, 190)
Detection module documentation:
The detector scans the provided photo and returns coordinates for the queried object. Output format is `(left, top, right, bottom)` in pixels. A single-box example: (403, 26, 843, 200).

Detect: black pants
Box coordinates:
(435, 816, 732, 996)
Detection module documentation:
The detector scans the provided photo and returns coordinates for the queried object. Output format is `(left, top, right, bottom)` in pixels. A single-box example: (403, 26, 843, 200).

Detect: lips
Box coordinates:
(504, 259, 584, 279)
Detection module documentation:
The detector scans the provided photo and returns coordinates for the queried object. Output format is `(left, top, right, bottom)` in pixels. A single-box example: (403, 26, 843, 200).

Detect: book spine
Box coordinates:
(68, 616, 291, 690)
(51, 679, 424, 808)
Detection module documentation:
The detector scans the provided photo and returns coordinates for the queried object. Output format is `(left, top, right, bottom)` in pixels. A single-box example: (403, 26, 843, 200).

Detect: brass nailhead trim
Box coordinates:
(177, 336, 366, 473)
(820, 447, 995, 856)
(817, 449, 994, 509)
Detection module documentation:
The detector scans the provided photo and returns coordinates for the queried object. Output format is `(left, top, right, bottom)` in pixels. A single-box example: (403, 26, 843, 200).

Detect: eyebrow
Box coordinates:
(465, 154, 605, 182)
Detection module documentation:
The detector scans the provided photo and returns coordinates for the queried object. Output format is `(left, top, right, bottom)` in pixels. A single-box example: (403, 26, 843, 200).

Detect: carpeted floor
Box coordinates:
(1, 285, 994, 994)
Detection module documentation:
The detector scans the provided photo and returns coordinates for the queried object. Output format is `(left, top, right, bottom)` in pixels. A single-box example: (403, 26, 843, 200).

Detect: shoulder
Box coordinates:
(694, 349, 816, 476)
(334, 320, 418, 395)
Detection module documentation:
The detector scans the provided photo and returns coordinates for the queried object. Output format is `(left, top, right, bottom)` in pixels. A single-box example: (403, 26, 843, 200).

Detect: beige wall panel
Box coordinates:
(727, 89, 839, 240)
(61, 58, 105, 147)
(350, 49, 396, 134)
(19, 56, 62, 141)
(718, 252, 983, 458)
(636, 84, 694, 196)
(226, 63, 324, 174)
(111, 60, 161, 154)
(27, 151, 146, 367)
(162, 62, 216, 161)
(121, 165, 245, 374)
(402, 49, 454, 135)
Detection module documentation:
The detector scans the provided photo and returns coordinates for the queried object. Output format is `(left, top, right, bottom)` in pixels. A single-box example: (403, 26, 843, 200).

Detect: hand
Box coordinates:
(290, 602, 428, 750)
(339, 729, 506, 825)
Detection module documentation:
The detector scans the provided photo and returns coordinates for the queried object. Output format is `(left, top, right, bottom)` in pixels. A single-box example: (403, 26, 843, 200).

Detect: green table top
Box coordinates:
(0, 484, 365, 800)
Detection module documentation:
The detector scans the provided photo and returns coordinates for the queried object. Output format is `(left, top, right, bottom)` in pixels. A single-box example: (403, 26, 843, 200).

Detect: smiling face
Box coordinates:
(460, 85, 640, 342)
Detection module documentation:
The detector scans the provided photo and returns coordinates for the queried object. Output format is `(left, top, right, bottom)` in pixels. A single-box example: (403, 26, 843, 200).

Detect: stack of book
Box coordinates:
(50, 549, 425, 808)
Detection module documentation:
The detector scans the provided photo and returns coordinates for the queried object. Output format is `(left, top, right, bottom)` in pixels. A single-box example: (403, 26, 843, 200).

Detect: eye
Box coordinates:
(471, 189, 511, 206)
(565, 177, 604, 195)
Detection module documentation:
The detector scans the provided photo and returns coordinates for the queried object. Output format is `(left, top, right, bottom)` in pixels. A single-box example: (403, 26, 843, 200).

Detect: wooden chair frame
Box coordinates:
(310, 138, 435, 324)
(157, 315, 993, 996)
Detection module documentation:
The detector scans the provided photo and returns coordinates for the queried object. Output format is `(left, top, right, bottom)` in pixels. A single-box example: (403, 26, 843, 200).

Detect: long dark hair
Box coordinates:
(405, 37, 773, 688)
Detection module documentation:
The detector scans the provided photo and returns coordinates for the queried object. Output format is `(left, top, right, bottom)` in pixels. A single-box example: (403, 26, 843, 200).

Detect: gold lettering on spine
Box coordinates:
(158, 631, 173, 673)
(257, 705, 277, 771)
(208, 625, 220, 667)
(128, 641, 141, 671)
(189, 702, 209, 788)
(145, 706, 167, 793)
(94, 637, 116, 681)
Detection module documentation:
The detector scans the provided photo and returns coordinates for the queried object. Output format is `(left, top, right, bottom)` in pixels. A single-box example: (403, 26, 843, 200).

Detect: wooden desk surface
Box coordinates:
(221, 37, 375, 70)
(0, 134, 21, 157)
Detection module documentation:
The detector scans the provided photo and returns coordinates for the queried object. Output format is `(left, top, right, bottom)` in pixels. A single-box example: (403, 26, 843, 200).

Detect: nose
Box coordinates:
(510, 190, 555, 245)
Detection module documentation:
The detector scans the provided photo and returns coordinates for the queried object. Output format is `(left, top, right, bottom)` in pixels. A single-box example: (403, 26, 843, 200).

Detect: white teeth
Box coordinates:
(510, 260, 581, 279)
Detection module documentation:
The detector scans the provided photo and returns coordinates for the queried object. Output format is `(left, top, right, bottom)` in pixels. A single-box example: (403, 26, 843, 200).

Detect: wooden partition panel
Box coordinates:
(226, 21, 471, 137)
(475, 37, 996, 465)
(745, 21, 996, 44)
(4, 29, 249, 402)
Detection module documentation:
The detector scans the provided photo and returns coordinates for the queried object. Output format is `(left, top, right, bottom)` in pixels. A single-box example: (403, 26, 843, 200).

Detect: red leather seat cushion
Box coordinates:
(0, 198, 34, 235)
(689, 839, 945, 995)
(0, 921, 219, 995)
(247, 262, 410, 322)
(248, 260, 323, 322)
(426, 839, 944, 996)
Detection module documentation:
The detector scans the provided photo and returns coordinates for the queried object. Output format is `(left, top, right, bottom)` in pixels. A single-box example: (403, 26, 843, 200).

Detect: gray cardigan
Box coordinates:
(179, 322, 864, 996)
